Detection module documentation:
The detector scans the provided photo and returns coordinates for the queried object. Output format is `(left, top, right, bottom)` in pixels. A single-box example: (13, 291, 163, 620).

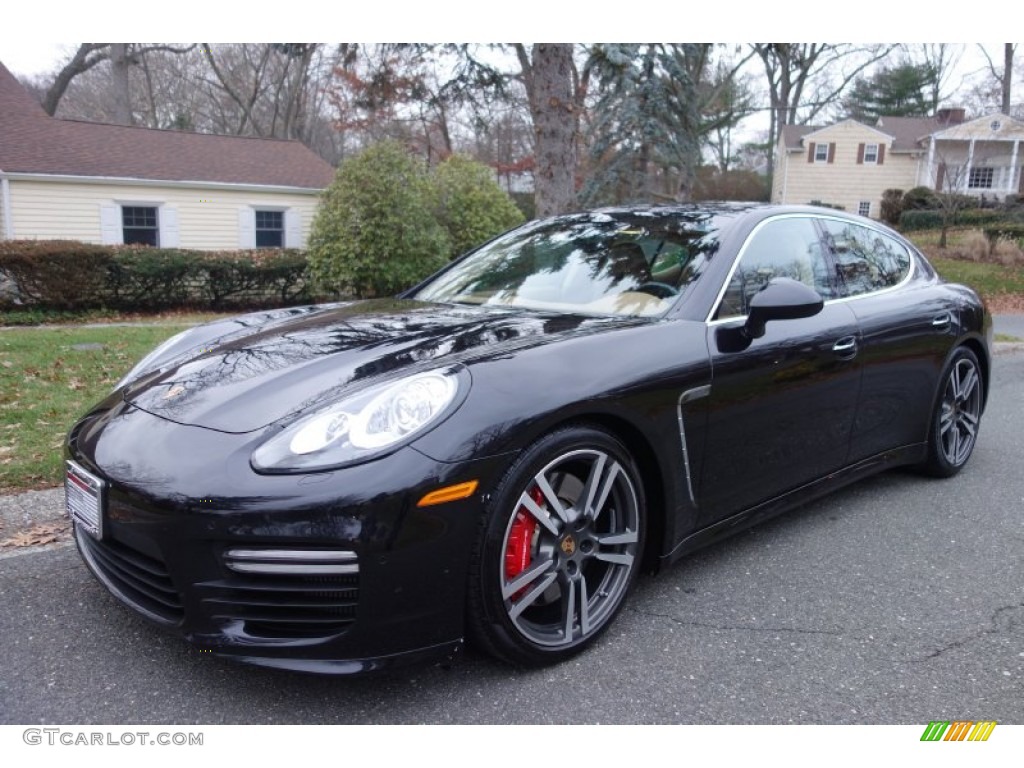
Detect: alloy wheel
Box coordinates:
(498, 448, 640, 648)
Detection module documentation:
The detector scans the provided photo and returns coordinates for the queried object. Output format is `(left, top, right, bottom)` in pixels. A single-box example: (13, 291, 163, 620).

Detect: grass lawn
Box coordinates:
(0, 324, 194, 493)
(907, 229, 1024, 311)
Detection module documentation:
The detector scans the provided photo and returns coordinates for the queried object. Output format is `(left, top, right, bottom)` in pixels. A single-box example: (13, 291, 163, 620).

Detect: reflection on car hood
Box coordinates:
(123, 299, 638, 433)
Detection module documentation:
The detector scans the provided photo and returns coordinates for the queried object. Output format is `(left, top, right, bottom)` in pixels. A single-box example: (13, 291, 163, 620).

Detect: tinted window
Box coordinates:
(717, 217, 834, 319)
(820, 219, 911, 297)
(415, 211, 722, 317)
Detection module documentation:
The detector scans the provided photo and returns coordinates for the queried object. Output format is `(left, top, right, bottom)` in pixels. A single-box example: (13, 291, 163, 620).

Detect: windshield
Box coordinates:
(414, 209, 722, 317)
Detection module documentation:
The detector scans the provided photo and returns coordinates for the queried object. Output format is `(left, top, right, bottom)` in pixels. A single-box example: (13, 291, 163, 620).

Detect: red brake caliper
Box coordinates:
(504, 487, 542, 596)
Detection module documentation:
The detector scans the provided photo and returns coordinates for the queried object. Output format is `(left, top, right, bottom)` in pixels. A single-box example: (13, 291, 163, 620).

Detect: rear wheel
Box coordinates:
(922, 347, 983, 477)
(468, 426, 645, 666)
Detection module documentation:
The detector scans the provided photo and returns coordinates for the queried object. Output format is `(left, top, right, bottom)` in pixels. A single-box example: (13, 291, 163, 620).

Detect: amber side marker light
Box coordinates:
(417, 480, 479, 507)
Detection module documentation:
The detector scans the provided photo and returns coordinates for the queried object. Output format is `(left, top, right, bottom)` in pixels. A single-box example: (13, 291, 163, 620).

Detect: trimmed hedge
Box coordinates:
(899, 209, 1005, 231)
(983, 223, 1024, 243)
(0, 240, 316, 311)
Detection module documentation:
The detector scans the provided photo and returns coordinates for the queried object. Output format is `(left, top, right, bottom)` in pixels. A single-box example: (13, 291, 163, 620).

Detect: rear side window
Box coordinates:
(820, 219, 911, 297)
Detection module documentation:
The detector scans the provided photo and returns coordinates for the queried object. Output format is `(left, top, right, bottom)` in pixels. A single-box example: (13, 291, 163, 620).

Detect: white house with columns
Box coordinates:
(773, 110, 1024, 218)
(918, 113, 1024, 198)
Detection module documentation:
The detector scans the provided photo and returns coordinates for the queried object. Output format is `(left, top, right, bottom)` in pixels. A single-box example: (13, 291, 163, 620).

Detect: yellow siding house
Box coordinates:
(0, 61, 334, 250)
(771, 109, 1024, 218)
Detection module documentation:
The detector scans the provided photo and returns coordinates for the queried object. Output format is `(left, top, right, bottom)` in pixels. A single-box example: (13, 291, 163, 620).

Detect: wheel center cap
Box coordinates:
(560, 535, 577, 556)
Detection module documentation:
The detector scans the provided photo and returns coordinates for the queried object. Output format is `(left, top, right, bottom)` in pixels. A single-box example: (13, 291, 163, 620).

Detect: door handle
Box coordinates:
(832, 336, 858, 358)
(932, 312, 953, 329)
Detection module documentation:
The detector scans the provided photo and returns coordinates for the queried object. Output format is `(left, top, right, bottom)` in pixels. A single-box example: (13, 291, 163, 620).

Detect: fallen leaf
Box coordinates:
(0, 520, 69, 548)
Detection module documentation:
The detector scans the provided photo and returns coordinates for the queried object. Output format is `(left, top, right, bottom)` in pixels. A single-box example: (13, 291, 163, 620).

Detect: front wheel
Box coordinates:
(467, 426, 645, 667)
(921, 347, 983, 477)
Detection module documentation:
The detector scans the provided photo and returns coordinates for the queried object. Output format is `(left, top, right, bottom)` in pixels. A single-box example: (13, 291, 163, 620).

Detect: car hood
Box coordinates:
(123, 299, 640, 433)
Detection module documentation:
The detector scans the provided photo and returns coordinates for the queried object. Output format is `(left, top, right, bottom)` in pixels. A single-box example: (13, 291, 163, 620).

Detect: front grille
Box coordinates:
(77, 530, 184, 624)
(203, 549, 360, 639)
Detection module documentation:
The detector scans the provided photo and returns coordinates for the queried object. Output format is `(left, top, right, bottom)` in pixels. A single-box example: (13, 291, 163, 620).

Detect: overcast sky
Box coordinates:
(0, 5, 1017, 147)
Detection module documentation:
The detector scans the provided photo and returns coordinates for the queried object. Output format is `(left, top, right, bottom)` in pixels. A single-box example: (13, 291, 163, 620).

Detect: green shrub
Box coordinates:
(899, 208, 1004, 231)
(899, 210, 943, 230)
(902, 186, 941, 210)
(0, 240, 113, 308)
(107, 247, 200, 308)
(0, 240, 311, 312)
(880, 189, 904, 226)
(309, 140, 450, 298)
(982, 223, 1024, 242)
(431, 154, 524, 259)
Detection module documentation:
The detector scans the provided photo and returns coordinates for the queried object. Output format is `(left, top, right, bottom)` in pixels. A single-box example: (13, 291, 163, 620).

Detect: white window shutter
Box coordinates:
(100, 205, 123, 245)
(159, 207, 179, 247)
(284, 209, 301, 248)
(238, 208, 256, 249)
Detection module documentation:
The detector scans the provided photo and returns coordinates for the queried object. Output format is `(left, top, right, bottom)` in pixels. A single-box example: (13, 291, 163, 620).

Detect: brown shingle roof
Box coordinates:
(780, 124, 824, 150)
(0, 61, 334, 189)
(873, 115, 943, 152)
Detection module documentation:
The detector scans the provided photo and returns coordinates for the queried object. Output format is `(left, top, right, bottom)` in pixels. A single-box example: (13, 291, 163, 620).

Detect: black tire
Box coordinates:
(921, 346, 983, 478)
(467, 425, 646, 667)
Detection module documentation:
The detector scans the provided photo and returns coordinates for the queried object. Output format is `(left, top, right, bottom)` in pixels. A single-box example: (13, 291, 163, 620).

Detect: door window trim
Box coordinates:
(705, 213, 917, 325)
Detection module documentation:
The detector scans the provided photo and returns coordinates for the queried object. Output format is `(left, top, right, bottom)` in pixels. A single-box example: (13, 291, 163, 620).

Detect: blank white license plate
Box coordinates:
(66, 460, 105, 539)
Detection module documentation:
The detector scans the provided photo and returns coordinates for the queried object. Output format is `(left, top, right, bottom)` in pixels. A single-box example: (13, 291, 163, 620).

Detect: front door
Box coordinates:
(697, 216, 863, 525)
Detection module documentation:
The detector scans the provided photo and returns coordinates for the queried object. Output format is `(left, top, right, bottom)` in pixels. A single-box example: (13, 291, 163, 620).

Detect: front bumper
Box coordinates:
(66, 397, 509, 673)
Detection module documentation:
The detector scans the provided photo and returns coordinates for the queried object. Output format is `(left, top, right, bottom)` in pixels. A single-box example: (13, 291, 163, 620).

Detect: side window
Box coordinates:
(255, 210, 284, 248)
(717, 217, 833, 319)
(820, 219, 911, 297)
(122, 206, 159, 246)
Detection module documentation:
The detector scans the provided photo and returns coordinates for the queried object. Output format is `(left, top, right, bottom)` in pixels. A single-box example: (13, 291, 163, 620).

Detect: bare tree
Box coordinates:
(752, 43, 896, 178)
(41, 43, 196, 123)
(979, 43, 1017, 115)
(933, 153, 978, 248)
(905, 44, 963, 112)
(41, 44, 109, 116)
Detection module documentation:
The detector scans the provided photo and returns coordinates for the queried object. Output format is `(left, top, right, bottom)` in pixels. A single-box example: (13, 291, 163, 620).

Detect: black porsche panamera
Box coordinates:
(65, 203, 991, 673)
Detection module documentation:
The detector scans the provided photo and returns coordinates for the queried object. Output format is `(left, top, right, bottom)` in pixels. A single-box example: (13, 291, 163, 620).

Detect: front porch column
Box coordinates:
(1009, 139, 1020, 195)
(926, 136, 936, 188)
(965, 138, 976, 193)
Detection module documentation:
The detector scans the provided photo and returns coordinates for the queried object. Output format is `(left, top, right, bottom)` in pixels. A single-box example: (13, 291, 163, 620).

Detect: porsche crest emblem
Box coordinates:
(560, 536, 576, 556)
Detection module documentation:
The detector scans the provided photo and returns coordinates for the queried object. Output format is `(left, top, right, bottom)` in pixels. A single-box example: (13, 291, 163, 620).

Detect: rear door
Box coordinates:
(817, 217, 957, 461)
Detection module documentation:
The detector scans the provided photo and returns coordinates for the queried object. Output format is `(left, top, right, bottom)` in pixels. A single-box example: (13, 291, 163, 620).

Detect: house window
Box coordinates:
(122, 206, 158, 246)
(858, 201, 871, 217)
(968, 167, 995, 189)
(863, 144, 879, 164)
(814, 143, 830, 163)
(255, 210, 284, 248)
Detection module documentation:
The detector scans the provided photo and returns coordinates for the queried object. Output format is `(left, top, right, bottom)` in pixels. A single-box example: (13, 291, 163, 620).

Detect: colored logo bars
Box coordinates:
(920, 721, 997, 742)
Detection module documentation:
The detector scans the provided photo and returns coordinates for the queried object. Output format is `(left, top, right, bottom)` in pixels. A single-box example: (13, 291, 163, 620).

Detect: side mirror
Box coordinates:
(716, 278, 824, 353)
(744, 277, 824, 339)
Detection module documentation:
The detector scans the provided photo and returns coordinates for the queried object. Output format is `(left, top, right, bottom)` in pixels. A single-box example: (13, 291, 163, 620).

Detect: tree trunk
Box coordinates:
(1003, 43, 1013, 115)
(528, 44, 577, 217)
(110, 43, 133, 125)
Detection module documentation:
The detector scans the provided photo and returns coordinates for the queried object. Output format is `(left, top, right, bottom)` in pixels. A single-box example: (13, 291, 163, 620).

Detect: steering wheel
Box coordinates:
(635, 281, 679, 299)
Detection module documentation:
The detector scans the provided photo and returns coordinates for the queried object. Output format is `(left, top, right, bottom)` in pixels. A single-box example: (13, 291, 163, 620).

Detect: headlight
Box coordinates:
(251, 368, 465, 473)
